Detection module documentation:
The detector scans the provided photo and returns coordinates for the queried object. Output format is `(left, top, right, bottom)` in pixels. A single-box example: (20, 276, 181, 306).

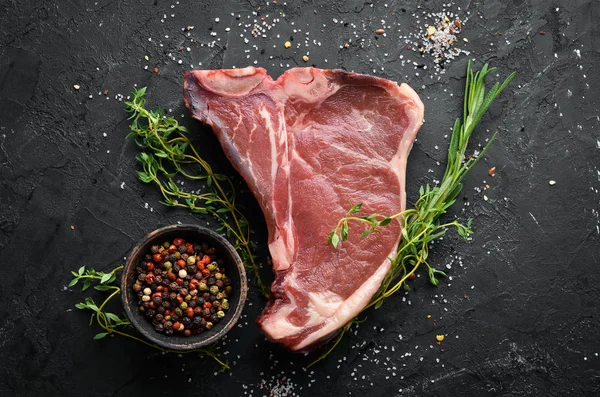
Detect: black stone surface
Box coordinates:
(1, 0, 599, 396)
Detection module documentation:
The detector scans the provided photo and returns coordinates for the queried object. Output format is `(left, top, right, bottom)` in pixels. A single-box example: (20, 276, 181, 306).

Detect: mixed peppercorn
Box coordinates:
(133, 238, 232, 336)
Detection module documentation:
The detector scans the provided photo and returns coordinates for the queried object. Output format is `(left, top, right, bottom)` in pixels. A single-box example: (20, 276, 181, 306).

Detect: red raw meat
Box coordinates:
(184, 67, 423, 351)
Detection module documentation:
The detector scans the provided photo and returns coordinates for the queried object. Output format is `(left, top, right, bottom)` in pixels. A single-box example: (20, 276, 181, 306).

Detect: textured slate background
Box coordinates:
(1, 0, 599, 396)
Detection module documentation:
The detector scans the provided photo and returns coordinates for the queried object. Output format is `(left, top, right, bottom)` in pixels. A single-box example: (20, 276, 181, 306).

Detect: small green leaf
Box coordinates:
(419, 185, 424, 196)
(374, 300, 384, 309)
(360, 230, 371, 238)
(75, 302, 87, 310)
(78, 266, 86, 276)
(94, 285, 113, 291)
(107, 273, 117, 284)
(100, 273, 111, 284)
(93, 332, 109, 340)
(378, 217, 392, 227)
(155, 151, 168, 158)
(89, 313, 95, 326)
(429, 275, 439, 286)
(341, 222, 349, 241)
(348, 203, 362, 214)
(68, 278, 79, 287)
(106, 313, 121, 323)
(125, 132, 137, 140)
(82, 279, 92, 291)
(331, 233, 340, 249)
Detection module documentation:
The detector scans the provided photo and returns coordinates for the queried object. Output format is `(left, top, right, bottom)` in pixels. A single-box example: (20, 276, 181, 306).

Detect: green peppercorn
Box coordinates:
(215, 273, 223, 280)
(210, 285, 219, 295)
(198, 282, 207, 291)
(221, 299, 229, 310)
(180, 302, 188, 310)
(216, 292, 224, 300)
(174, 251, 181, 259)
(216, 310, 225, 319)
(175, 308, 183, 317)
(158, 246, 165, 253)
(186, 255, 196, 265)
(165, 315, 171, 321)
(207, 263, 217, 272)
(163, 241, 170, 249)
(185, 294, 192, 302)
(163, 261, 172, 270)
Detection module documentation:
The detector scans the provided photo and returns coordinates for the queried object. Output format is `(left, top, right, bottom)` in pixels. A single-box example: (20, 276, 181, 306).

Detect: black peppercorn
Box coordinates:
(209, 295, 217, 302)
(173, 264, 181, 272)
(189, 300, 197, 308)
(138, 273, 147, 282)
(197, 297, 205, 305)
(151, 245, 160, 254)
(215, 280, 224, 288)
(154, 323, 165, 332)
(164, 321, 173, 330)
(182, 317, 192, 326)
(146, 309, 156, 318)
(162, 300, 171, 308)
(157, 306, 165, 314)
(210, 314, 218, 323)
(168, 254, 178, 262)
(207, 277, 215, 285)
(171, 314, 179, 322)
(178, 245, 187, 253)
(187, 265, 197, 273)
(202, 308, 211, 317)
(193, 316, 203, 327)
(153, 296, 162, 305)
(145, 253, 152, 261)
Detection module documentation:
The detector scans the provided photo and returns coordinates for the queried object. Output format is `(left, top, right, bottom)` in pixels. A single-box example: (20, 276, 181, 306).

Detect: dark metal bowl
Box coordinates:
(121, 224, 248, 350)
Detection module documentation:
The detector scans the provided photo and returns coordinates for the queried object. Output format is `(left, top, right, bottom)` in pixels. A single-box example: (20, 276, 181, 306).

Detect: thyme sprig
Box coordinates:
(71, 266, 229, 370)
(310, 62, 515, 366)
(124, 87, 269, 298)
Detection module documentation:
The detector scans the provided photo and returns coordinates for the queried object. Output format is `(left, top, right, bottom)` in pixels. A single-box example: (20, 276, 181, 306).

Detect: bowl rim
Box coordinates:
(120, 224, 247, 351)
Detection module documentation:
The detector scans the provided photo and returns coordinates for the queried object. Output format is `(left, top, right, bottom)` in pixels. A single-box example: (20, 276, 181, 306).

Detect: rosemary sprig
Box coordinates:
(310, 62, 515, 366)
(70, 266, 230, 370)
(124, 88, 269, 298)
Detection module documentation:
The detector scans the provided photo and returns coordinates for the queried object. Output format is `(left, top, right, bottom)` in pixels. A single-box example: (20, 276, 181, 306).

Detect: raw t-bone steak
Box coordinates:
(184, 67, 423, 351)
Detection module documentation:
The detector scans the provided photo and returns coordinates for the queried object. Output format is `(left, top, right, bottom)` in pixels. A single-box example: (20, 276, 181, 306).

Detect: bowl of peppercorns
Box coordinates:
(121, 224, 248, 350)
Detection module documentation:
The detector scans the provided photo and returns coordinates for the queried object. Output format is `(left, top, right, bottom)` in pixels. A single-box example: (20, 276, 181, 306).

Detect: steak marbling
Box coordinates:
(183, 67, 424, 351)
